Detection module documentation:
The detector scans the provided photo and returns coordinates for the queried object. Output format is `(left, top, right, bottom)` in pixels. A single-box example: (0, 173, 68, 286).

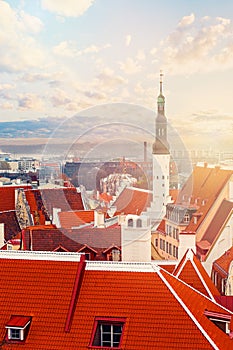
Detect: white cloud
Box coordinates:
(125, 34, 132, 47)
(21, 72, 54, 82)
(136, 49, 146, 61)
(19, 10, 44, 33)
(53, 41, 77, 57)
(178, 13, 195, 27)
(0, 1, 45, 73)
(161, 15, 233, 74)
(94, 68, 128, 91)
(17, 93, 44, 110)
(150, 47, 157, 56)
(0, 102, 14, 110)
(0, 84, 15, 92)
(118, 58, 142, 74)
(41, 0, 95, 17)
(52, 41, 111, 58)
(50, 88, 72, 107)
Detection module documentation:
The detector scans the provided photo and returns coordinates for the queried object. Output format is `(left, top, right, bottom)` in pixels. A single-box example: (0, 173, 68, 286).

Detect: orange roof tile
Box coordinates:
(176, 165, 232, 232)
(0, 211, 20, 241)
(169, 188, 179, 203)
(40, 188, 84, 214)
(0, 185, 31, 211)
(112, 187, 152, 215)
(22, 225, 121, 260)
(58, 210, 94, 229)
(197, 200, 233, 259)
(0, 253, 232, 349)
(173, 249, 220, 299)
(24, 188, 85, 225)
(212, 246, 233, 276)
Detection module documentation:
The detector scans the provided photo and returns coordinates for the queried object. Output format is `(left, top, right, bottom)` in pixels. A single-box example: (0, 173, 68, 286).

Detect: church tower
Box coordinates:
(151, 72, 170, 220)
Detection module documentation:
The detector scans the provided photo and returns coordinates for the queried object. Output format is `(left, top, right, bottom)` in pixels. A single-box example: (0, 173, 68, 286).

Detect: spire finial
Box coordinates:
(160, 70, 163, 95)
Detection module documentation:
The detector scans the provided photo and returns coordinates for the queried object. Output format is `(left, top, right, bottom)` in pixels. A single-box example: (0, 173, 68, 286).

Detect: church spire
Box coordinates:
(153, 71, 169, 155)
(157, 70, 165, 114)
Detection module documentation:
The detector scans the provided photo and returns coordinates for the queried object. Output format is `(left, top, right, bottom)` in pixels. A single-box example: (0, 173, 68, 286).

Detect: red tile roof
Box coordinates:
(177, 165, 232, 232)
(173, 249, 220, 299)
(58, 210, 94, 229)
(6, 315, 31, 328)
(24, 189, 49, 225)
(40, 188, 84, 214)
(22, 225, 121, 260)
(169, 188, 179, 203)
(0, 185, 31, 211)
(0, 253, 232, 349)
(197, 200, 233, 259)
(112, 187, 152, 215)
(24, 188, 85, 225)
(212, 246, 233, 276)
(0, 211, 20, 242)
(99, 192, 113, 203)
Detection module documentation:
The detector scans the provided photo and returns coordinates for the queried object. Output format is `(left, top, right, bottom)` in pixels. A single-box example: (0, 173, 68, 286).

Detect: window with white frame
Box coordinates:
(90, 317, 125, 348)
(5, 316, 32, 342)
(9, 328, 20, 340)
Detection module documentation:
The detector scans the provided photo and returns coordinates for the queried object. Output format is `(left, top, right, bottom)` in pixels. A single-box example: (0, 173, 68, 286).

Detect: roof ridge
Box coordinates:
(0, 250, 82, 261)
(156, 268, 220, 349)
(190, 254, 216, 301)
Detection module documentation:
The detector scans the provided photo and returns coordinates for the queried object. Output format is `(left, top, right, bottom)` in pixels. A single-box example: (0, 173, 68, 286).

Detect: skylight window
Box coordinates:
(90, 317, 126, 348)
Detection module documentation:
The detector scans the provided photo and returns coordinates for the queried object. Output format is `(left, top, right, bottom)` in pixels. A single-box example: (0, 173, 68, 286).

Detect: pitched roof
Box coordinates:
(0, 210, 21, 242)
(112, 187, 152, 215)
(0, 185, 31, 211)
(24, 188, 85, 225)
(197, 200, 233, 259)
(176, 165, 232, 232)
(58, 210, 94, 229)
(0, 252, 232, 349)
(172, 249, 220, 300)
(212, 246, 233, 277)
(22, 225, 121, 260)
(40, 188, 84, 214)
(24, 189, 49, 225)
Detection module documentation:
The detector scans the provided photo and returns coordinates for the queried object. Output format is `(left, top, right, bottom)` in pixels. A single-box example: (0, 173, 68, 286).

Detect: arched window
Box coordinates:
(128, 218, 133, 227)
(136, 219, 142, 228)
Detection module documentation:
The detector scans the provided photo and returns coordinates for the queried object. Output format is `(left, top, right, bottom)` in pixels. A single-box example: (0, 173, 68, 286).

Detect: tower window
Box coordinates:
(128, 218, 133, 227)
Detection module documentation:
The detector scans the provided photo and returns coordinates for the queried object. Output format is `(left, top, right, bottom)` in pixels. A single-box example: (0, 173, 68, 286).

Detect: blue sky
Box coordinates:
(0, 0, 233, 151)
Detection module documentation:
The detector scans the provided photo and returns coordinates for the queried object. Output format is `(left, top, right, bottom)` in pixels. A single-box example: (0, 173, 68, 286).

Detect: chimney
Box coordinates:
(94, 210, 105, 228)
(0, 223, 4, 248)
(144, 141, 147, 162)
(52, 208, 61, 228)
(178, 231, 196, 261)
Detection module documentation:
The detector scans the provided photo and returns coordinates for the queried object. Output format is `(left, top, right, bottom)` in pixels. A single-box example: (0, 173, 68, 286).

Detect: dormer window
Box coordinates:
(90, 317, 126, 348)
(204, 310, 231, 334)
(183, 213, 190, 223)
(5, 315, 32, 342)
